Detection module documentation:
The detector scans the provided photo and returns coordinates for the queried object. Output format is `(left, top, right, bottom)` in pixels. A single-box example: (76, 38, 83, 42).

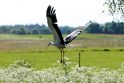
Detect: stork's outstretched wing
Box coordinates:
(46, 5, 64, 45)
(64, 29, 83, 44)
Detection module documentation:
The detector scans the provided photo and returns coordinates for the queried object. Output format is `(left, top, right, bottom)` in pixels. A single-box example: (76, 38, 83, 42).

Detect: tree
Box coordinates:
(111, 21, 118, 34)
(104, 0, 124, 17)
(32, 30, 39, 34)
(0, 26, 10, 34)
(17, 28, 27, 34)
(42, 29, 50, 34)
(85, 22, 102, 33)
(103, 22, 112, 34)
(11, 29, 17, 34)
(117, 22, 124, 34)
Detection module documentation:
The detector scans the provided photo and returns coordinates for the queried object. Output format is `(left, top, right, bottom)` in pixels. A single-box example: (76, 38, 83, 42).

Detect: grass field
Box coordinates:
(0, 34, 124, 69)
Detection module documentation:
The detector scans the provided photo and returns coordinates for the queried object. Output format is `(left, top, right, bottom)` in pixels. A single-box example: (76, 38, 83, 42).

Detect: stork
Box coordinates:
(46, 5, 85, 64)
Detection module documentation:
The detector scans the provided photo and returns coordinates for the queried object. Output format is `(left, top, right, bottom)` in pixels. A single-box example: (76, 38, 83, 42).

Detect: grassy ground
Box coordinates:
(0, 50, 124, 69)
(0, 34, 124, 69)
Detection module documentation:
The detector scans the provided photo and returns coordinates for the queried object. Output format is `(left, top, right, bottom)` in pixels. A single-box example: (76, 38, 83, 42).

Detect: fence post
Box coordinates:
(78, 53, 81, 67)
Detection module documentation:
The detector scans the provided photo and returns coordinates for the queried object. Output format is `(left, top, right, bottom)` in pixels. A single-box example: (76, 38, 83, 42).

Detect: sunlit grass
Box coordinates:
(0, 48, 124, 70)
(0, 51, 58, 69)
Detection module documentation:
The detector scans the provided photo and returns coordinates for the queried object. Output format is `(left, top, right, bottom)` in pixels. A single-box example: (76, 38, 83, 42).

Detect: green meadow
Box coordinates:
(0, 34, 124, 70)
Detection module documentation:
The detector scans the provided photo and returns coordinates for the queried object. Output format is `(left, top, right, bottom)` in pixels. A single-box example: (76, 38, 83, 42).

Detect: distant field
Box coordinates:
(0, 34, 124, 51)
(0, 34, 124, 69)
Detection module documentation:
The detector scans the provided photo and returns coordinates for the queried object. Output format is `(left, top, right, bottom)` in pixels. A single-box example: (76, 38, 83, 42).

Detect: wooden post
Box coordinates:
(78, 53, 81, 67)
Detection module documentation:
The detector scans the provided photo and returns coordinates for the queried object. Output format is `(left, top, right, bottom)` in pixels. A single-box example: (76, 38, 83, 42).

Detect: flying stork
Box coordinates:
(46, 5, 84, 64)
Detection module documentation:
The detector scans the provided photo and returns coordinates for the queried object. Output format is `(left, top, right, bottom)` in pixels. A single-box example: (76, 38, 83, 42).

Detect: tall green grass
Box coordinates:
(0, 50, 124, 70)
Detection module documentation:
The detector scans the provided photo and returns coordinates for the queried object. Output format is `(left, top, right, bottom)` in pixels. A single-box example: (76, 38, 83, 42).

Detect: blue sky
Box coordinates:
(0, 0, 113, 27)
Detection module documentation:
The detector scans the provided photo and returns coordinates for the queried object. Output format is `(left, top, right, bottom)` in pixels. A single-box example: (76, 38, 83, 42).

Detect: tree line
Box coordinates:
(0, 24, 75, 34)
(0, 21, 124, 34)
(85, 21, 124, 34)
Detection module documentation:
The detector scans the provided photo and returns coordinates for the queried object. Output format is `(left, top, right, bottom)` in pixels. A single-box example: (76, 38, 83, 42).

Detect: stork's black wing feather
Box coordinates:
(47, 5, 57, 23)
(46, 5, 64, 45)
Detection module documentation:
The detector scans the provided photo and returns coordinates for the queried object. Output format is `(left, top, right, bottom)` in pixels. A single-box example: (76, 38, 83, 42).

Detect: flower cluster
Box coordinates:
(0, 60, 124, 83)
